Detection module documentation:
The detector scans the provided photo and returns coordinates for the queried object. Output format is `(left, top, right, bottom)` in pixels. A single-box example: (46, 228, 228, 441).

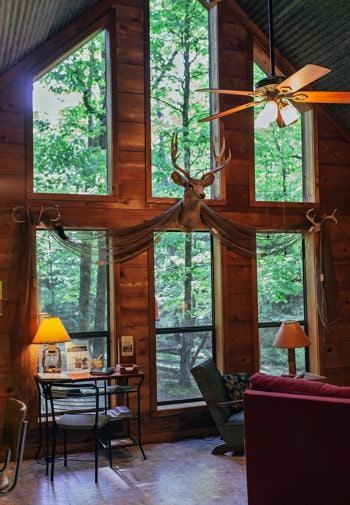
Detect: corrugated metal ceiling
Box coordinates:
(0, 0, 100, 72)
(235, 0, 350, 129)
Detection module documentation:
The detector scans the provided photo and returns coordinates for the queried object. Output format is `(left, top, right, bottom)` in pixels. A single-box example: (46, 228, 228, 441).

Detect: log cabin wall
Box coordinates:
(0, 0, 349, 445)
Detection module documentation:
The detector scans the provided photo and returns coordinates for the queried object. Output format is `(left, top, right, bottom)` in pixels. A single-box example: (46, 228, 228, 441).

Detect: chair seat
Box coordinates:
(226, 410, 244, 425)
(57, 413, 110, 430)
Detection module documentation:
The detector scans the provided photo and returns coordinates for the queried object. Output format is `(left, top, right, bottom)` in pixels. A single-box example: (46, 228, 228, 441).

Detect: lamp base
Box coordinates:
(43, 366, 62, 373)
(287, 348, 297, 376)
(42, 344, 62, 373)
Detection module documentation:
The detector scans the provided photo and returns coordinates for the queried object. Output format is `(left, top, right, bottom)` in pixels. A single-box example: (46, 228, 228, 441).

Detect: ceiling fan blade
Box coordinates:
(197, 88, 256, 97)
(290, 91, 350, 104)
(276, 64, 331, 93)
(198, 101, 259, 122)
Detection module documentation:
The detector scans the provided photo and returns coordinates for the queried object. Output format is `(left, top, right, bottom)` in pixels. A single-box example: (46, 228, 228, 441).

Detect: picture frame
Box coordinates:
(66, 343, 90, 371)
(118, 335, 135, 365)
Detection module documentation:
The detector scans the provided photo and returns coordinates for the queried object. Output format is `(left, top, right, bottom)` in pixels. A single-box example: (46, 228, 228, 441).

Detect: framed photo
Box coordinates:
(121, 335, 134, 357)
(66, 343, 90, 371)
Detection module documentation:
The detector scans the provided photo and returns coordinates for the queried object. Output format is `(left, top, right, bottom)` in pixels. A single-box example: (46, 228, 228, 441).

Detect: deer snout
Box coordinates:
(199, 192, 205, 199)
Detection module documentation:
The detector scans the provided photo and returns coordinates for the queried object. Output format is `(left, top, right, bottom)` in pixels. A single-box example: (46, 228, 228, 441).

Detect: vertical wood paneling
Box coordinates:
(0, 0, 350, 444)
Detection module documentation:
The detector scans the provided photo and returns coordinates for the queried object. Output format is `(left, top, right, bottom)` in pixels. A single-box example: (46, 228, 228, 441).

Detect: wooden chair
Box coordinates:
(0, 398, 28, 495)
(46, 382, 111, 483)
(191, 358, 245, 455)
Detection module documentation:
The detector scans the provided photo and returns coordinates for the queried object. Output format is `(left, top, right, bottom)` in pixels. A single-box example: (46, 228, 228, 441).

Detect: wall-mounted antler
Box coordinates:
(197, 0, 222, 10)
(306, 208, 338, 233)
(170, 132, 231, 231)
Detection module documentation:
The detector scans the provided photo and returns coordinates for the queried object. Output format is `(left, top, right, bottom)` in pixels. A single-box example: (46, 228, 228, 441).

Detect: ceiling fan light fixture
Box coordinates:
(255, 100, 278, 129)
(280, 102, 299, 126)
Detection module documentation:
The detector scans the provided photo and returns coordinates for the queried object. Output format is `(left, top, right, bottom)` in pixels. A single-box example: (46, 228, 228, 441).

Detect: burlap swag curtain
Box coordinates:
(11, 201, 337, 405)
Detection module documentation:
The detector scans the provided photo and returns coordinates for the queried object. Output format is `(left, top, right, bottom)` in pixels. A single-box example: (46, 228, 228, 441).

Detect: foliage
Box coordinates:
(155, 232, 212, 328)
(254, 63, 304, 202)
(150, 0, 211, 197)
(36, 231, 108, 333)
(33, 31, 108, 194)
(256, 234, 306, 374)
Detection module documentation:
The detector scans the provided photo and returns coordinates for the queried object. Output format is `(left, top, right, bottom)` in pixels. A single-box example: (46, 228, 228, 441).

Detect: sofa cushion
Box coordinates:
(250, 372, 350, 399)
(222, 372, 250, 412)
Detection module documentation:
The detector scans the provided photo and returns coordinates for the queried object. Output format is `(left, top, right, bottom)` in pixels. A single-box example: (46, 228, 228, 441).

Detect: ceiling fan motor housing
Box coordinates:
(255, 75, 285, 92)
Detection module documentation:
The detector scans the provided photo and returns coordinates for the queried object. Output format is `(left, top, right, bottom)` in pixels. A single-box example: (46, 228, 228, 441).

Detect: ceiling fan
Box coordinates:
(198, 0, 350, 128)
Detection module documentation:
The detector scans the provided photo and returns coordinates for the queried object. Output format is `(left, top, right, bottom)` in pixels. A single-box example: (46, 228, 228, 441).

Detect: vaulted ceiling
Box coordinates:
(1, 0, 349, 129)
(235, 0, 350, 129)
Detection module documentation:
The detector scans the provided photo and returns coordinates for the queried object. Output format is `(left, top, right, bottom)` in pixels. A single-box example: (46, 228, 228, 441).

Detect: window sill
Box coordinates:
(251, 200, 318, 209)
(152, 400, 206, 418)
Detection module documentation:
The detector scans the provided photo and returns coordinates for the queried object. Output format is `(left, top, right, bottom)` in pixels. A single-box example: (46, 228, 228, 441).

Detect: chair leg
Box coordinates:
(108, 424, 113, 469)
(50, 428, 57, 482)
(94, 433, 98, 484)
(63, 431, 67, 467)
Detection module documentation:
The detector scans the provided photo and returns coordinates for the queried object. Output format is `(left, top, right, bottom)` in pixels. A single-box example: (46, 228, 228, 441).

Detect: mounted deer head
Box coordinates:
(171, 132, 231, 231)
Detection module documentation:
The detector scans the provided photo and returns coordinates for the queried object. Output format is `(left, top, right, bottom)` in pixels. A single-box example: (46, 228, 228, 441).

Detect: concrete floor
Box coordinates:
(2, 438, 247, 505)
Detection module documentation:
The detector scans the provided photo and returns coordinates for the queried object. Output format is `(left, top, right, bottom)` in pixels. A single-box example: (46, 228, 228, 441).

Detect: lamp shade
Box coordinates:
(32, 317, 71, 344)
(273, 321, 309, 349)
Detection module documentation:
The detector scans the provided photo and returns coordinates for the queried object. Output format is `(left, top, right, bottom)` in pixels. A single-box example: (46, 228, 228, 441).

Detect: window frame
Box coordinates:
(35, 228, 112, 369)
(27, 12, 117, 200)
(251, 41, 318, 207)
(151, 231, 216, 408)
(145, 0, 226, 206)
(256, 232, 309, 374)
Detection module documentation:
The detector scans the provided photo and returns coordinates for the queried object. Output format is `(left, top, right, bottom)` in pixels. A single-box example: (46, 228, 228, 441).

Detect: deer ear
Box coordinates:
(201, 172, 215, 187)
(171, 171, 187, 187)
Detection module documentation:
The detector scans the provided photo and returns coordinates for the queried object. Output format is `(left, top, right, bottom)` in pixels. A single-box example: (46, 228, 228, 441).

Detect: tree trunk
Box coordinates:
(94, 235, 107, 330)
(179, 0, 194, 388)
(79, 242, 92, 332)
(179, 233, 194, 387)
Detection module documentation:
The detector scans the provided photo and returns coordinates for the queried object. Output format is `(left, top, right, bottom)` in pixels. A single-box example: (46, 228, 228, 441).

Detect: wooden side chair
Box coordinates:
(191, 358, 246, 455)
(0, 398, 28, 495)
(46, 382, 112, 483)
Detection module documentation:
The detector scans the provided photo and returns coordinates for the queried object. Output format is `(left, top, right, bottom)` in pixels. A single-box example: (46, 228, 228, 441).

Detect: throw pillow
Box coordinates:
(222, 372, 251, 413)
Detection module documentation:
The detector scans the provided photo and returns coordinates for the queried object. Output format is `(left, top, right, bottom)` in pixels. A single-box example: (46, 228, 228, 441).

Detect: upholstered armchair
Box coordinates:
(191, 358, 248, 455)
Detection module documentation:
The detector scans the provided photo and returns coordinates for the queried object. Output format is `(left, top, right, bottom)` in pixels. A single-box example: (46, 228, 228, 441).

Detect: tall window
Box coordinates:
(256, 233, 307, 374)
(36, 231, 109, 369)
(33, 31, 109, 195)
(149, 0, 218, 197)
(254, 63, 312, 202)
(154, 232, 214, 404)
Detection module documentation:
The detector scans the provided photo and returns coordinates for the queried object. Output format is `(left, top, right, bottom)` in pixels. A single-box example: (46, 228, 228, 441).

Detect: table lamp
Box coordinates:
(273, 320, 309, 376)
(32, 316, 71, 372)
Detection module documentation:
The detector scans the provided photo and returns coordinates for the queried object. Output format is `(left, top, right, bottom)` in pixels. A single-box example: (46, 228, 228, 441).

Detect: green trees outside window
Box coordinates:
(256, 233, 307, 375)
(33, 31, 108, 195)
(254, 63, 305, 202)
(150, 0, 216, 198)
(36, 231, 109, 369)
(154, 232, 213, 403)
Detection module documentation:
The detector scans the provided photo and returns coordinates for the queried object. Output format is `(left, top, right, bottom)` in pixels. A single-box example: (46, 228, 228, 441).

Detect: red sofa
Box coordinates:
(244, 373, 350, 505)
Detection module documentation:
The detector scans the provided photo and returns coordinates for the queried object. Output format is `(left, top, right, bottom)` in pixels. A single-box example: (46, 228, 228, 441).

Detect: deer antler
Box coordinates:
(306, 208, 338, 233)
(306, 208, 321, 232)
(324, 208, 338, 225)
(211, 137, 231, 174)
(197, 0, 222, 10)
(171, 132, 190, 179)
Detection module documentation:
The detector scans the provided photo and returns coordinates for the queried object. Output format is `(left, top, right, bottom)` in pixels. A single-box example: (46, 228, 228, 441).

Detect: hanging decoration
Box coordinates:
(306, 208, 339, 327)
(10, 149, 339, 329)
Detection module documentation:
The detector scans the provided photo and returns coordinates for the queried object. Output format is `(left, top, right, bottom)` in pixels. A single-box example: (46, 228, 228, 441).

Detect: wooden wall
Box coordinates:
(0, 0, 350, 445)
